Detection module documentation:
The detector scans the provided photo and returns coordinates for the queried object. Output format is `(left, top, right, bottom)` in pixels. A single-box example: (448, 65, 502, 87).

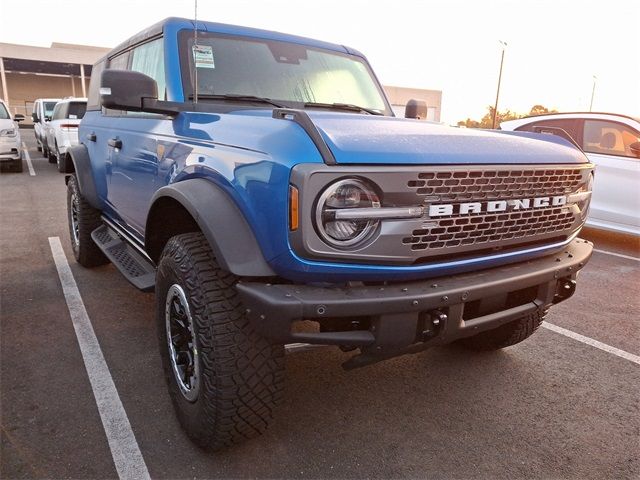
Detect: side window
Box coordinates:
(87, 61, 106, 110)
(104, 51, 130, 116)
(516, 119, 580, 144)
(130, 38, 166, 100)
(52, 103, 65, 121)
(582, 120, 640, 159)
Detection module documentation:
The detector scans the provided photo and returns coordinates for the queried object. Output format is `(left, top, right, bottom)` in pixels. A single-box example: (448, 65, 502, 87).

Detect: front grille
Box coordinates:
(407, 167, 583, 201)
(291, 163, 593, 266)
(403, 206, 575, 251)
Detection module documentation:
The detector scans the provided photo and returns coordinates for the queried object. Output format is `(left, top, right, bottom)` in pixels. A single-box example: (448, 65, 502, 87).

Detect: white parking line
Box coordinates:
(543, 322, 640, 366)
(593, 248, 640, 262)
(48, 237, 151, 480)
(22, 142, 35, 176)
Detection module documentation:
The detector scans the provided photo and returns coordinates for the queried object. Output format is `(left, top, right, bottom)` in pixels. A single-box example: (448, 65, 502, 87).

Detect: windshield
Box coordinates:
(179, 31, 390, 114)
(0, 103, 9, 120)
(44, 101, 57, 117)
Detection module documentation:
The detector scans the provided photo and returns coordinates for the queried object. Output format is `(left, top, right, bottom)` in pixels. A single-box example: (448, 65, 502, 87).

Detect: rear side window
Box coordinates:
(130, 37, 166, 100)
(67, 102, 87, 119)
(0, 103, 9, 120)
(582, 120, 640, 159)
(87, 61, 106, 110)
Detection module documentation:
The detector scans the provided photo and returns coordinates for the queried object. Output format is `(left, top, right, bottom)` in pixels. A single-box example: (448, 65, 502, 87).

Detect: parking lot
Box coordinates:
(1, 134, 639, 479)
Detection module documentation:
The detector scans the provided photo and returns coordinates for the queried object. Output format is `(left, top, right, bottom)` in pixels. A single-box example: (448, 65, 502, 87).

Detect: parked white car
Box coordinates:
(0, 100, 25, 172)
(44, 98, 87, 172)
(501, 112, 640, 236)
(31, 98, 60, 156)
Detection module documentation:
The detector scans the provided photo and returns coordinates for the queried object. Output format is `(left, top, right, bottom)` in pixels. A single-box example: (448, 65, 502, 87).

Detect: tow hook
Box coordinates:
(421, 310, 447, 341)
(553, 278, 577, 304)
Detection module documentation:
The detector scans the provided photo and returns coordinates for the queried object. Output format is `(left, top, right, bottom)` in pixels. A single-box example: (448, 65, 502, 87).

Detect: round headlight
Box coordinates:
(315, 178, 381, 248)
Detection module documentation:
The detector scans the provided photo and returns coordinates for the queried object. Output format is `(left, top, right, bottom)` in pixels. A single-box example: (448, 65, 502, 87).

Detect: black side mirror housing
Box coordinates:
(14, 114, 25, 122)
(101, 69, 158, 111)
(405, 99, 427, 120)
(629, 141, 640, 158)
(44, 115, 51, 122)
(100, 69, 180, 116)
(31, 112, 39, 123)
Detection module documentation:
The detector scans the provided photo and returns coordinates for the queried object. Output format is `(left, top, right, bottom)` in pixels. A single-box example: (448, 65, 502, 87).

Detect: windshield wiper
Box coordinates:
(304, 102, 383, 115)
(188, 94, 286, 108)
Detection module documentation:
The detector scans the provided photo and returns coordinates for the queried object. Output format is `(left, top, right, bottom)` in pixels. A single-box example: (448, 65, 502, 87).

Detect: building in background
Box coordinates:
(0, 42, 110, 121)
(1, 41, 442, 123)
(385, 85, 442, 122)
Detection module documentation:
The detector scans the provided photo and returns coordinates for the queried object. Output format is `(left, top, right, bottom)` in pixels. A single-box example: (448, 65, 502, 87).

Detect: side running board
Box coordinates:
(91, 224, 156, 292)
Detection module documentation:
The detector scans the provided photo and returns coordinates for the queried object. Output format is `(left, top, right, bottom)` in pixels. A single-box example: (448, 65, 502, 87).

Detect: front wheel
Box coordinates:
(66, 175, 108, 267)
(156, 232, 285, 451)
(457, 310, 546, 351)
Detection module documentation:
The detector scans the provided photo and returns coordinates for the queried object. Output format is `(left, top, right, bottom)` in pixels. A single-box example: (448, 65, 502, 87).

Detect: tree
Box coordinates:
(457, 105, 556, 129)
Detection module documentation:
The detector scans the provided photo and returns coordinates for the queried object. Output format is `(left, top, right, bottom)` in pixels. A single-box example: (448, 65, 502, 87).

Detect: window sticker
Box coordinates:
(192, 45, 215, 69)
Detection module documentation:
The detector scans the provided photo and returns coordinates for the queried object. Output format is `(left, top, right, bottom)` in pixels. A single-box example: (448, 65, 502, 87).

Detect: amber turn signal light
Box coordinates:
(289, 185, 299, 231)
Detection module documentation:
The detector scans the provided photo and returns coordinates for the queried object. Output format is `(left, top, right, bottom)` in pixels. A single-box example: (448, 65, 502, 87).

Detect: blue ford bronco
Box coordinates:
(63, 17, 594, 449)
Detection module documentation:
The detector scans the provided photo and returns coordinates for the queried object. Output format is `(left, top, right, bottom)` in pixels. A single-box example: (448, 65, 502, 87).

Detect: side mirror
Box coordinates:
(100, 69, 158, 112)
(405, 99, 427, 120)
(14, 114, 25, 122)
(100, 69, 179, 116)
(44, 115, 52, 122)
(629, 141, 640, 158)
(31, 113, 39, 122)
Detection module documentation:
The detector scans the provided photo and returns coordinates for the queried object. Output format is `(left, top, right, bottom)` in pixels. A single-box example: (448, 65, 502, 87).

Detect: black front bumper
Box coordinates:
(237, 238, 592, 361)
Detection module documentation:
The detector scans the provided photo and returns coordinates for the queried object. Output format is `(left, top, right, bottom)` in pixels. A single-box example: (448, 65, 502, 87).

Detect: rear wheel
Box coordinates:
(66, 175, 108, 267)
(457, 310, 546, 351)
(156, 232, 285, 451)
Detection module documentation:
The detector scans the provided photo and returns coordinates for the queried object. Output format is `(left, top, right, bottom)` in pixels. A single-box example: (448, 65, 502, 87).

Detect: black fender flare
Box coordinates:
(147, 179, 276, 277)
(65, 144, 105, 210)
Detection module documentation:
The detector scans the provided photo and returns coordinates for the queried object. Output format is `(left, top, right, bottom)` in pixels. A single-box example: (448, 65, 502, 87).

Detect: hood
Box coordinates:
(304, 112, 587, 165)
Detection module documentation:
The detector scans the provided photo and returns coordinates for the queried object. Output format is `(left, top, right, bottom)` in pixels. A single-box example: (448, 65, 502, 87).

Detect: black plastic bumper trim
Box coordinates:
(236, 238, 592, 346)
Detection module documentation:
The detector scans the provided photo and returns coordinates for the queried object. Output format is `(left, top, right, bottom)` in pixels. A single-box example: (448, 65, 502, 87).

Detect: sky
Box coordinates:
(1, 0, 638, 124)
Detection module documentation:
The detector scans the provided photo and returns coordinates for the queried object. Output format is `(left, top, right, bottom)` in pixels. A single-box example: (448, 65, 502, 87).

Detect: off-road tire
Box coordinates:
(66, 175, 108, 267)
(37, 144, 42, 152)
(457, 309, 546, 351)
(48, 147, 57, 163)
(156, 232, 285, 451)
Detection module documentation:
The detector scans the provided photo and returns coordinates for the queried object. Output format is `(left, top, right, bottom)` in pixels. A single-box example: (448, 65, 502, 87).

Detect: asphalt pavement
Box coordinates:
(1, 134, 639, 479)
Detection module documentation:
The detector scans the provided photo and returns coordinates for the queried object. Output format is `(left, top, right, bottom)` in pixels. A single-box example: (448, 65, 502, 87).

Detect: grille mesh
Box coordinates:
(408, 168, 583, 201)
(403, 206, 575, 250)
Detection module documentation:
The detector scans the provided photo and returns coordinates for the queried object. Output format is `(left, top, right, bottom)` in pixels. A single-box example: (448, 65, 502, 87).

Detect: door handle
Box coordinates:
(86, 132, 97, 142)
(108, 138, 122, 149)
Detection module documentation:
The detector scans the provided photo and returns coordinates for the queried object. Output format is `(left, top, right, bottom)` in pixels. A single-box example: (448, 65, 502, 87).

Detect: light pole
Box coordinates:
(492, 40, 507, 129)
(589, 75, 597, 112)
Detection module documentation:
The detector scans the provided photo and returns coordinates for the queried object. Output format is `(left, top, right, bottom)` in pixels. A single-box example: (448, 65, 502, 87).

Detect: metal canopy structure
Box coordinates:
(0, 42, 109, 115)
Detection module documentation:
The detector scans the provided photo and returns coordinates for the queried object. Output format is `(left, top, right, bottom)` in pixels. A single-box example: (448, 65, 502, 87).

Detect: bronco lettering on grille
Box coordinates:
(428, 195, 567, 217)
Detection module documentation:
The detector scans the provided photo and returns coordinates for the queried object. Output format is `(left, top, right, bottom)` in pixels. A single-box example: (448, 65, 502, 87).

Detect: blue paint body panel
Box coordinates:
(80, 17, 591, 284)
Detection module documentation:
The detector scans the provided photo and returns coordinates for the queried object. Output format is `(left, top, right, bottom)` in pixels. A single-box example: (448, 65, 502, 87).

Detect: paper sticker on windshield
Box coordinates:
(192, 45, 215, 69)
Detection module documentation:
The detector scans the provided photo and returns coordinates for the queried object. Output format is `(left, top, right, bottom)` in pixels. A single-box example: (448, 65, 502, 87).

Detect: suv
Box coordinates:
(44, 97, 87, 171)
(501, 112, 640, 236)
(63, 18, 594, 450)
(0, 100, 24, 172)
(31, 98, 60, 155)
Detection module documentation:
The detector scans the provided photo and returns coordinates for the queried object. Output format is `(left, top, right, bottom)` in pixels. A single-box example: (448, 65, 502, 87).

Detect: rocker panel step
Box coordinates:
(91, 224, 156, 292)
